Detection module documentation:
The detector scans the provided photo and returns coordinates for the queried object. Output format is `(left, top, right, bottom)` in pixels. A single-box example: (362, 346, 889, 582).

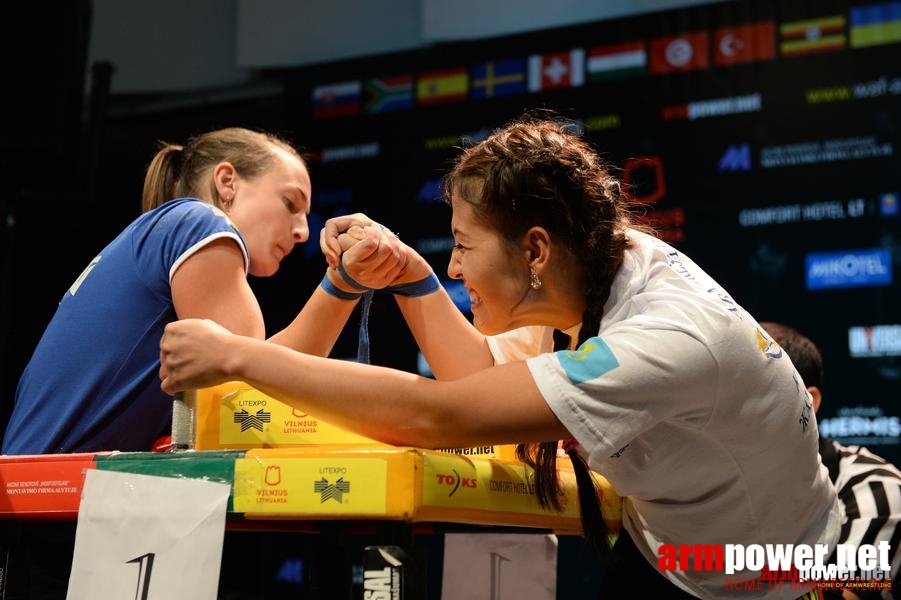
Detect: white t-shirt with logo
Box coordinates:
(488, 229, 842, 599)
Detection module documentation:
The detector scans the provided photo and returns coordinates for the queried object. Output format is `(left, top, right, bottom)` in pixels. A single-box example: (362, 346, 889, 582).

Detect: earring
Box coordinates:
(529, 268, 542, 290)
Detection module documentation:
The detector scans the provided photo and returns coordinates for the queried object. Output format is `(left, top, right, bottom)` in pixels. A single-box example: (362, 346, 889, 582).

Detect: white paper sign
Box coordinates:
(66, 469, 230, 600)
(441, 533, 558, 600)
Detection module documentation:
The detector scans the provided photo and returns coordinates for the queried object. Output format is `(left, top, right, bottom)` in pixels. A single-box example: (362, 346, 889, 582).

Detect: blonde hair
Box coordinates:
(141, 127, 303, 213)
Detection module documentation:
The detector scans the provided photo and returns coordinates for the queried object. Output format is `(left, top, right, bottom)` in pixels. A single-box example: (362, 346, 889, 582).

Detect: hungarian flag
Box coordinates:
(364, 75, 414, 114)
(780, 15, 846, 56)
(649, 32, 710, 74)
(417, 68, 468, 105)
(586, 42, 646, 81)
(528, 49, 585, 91)
(714, 22, 776, 65)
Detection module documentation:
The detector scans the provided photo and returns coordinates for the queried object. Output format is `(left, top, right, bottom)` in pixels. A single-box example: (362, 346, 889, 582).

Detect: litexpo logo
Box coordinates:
(658, 542, 891, 582)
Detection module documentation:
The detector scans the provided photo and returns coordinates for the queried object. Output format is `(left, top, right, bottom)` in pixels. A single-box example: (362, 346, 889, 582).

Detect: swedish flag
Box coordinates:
(471, 58, 526, 100)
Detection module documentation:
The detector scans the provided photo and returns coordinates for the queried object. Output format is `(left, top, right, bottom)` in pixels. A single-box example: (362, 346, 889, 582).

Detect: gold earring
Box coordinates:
(529, 268, 542, 290)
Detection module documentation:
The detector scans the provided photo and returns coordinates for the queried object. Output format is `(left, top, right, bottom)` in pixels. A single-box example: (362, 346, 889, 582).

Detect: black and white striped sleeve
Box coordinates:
(828, 440, 901, 600)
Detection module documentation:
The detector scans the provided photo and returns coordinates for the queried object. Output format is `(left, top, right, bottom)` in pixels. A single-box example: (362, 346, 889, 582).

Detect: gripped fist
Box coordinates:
(320, 213, 379, 268)
(337, 225, 366, 253)
(159, 318, 236, 394)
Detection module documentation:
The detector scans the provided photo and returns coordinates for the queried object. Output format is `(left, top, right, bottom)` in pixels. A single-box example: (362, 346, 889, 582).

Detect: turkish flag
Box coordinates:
(714, 22, 776, 65)
(649, 32, 709, 74)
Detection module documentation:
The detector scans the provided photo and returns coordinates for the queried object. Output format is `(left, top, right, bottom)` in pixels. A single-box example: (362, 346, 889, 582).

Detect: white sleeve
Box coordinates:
(526, 325, 719, 459)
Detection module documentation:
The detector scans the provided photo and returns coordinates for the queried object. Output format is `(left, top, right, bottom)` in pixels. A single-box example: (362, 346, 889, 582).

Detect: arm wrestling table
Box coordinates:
(0, 445, 621, 599)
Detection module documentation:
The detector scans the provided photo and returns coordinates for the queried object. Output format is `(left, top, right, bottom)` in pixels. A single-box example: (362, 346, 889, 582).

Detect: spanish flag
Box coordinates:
(416, 68, 468, 105)
(779, 15, 846, 56)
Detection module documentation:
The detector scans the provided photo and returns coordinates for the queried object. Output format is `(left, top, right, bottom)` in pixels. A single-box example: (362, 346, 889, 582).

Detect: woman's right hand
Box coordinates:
(320, 213, 379, 268)
(321, 213, 433, 289)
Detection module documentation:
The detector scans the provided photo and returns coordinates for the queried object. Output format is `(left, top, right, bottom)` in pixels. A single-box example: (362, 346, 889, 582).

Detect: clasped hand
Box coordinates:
(320, 212, 430, 289)
(160, 213, 429, 394)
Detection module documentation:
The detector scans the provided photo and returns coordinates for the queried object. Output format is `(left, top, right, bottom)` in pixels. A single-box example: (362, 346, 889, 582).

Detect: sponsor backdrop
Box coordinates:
(2, 1, 898, 472)
(271, 0, 901, 462)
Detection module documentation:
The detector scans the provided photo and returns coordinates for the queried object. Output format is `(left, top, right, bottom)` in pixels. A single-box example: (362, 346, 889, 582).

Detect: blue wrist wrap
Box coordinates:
(319, 273, 364, 300)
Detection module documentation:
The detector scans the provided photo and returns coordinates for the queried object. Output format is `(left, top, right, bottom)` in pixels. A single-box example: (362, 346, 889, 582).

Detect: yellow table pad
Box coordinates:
(238, 446, 621, 533)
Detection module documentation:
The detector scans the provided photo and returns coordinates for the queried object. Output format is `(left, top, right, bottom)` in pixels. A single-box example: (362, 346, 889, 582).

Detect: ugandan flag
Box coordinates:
(364, 75, 414, 114)
(779, 15, 846, 56)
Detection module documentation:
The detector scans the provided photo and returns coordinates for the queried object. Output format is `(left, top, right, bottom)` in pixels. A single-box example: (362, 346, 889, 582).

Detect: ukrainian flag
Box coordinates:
(850, 1, 901, 48)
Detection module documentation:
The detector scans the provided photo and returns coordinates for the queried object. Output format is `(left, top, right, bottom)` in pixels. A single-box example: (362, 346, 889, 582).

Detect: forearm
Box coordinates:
(395, 291, 494, 379)
(225, 334, 442, 446)
(222, 336, 565, 447)
(267, 283, 359, 356)
(161, 317, 567, 446)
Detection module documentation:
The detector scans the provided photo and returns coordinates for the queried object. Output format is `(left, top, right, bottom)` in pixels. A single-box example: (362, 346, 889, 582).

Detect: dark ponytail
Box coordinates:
(516, 440, 615, 566)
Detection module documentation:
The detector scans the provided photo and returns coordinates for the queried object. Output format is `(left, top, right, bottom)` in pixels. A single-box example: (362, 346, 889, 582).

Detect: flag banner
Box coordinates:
(714, 22, 776, 65)
(649, 32, 710, 74)
(417, 68, 468, 105)
(850, 1, 901, 48)
(311, 80, 362, 119)
(780, 15, 847, 56)
(364, 75, 414, 114)
(528, 49, 585, 91)
(471, 58, 526, 99)
(586, 41, 646, 81)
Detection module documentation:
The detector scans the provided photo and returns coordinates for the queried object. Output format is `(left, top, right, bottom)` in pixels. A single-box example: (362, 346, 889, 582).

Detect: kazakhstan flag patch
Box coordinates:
(558, 336, 620, 384)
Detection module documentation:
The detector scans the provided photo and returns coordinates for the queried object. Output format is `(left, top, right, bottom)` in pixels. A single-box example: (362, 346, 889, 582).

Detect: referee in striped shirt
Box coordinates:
(762, 322, 901, 600)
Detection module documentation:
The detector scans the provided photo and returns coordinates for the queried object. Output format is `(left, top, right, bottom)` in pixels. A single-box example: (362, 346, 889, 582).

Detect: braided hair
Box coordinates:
(443, 114, 636, 565)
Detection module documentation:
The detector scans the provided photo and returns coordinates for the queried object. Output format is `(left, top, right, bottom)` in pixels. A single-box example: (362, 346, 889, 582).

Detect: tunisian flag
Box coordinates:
(649, 32, 709, 74)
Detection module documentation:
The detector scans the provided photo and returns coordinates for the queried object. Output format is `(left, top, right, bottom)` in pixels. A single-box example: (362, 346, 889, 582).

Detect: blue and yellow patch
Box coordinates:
(558, 336, 620, 384)
(756, 328, 783, 359)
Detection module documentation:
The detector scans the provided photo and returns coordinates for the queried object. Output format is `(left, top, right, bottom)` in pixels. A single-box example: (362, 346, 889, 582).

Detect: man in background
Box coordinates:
(761, 322, 901, 600)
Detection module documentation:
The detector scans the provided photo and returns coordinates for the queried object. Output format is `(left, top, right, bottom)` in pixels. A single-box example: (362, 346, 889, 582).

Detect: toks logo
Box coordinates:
(435, 469, 477, 496)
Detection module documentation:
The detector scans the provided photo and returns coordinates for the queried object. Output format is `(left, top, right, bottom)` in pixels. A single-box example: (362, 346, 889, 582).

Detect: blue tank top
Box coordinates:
(3, 199, 247, 454)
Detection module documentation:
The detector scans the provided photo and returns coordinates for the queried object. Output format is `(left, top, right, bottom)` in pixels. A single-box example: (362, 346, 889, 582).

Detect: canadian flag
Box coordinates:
(528, 49, 585, 91)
